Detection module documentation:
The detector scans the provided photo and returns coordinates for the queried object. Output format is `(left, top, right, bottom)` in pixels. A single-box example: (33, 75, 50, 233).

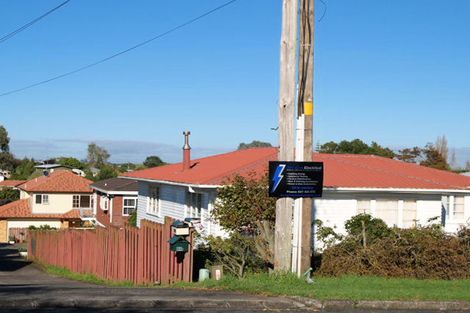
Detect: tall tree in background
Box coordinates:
(396, 147, 422, 163)
(0, 125, 9, 153)
(435, 135, 449, 162)
(10, 158, 35, 180)
(238, 140, 272, 150)
(449, 149, 458, 169)
(57, 157, 85, 169)
(87, 143, 110, 168)
(420, 143, 450, 171)
(143, 156, 165, 168)
(318, 139, 395, 158)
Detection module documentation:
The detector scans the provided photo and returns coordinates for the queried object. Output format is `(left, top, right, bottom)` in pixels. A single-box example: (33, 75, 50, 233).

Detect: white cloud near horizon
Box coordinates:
(10, 139, 229, 164)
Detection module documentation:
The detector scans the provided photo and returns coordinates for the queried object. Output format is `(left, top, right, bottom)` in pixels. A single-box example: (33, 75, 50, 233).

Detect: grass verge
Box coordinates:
(43, 264, 134, 287)
(173, 272, 470, 302)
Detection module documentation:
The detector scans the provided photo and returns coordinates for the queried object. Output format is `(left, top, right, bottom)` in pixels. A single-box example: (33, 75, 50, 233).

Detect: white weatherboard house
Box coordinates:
(122, 136, 470, 246)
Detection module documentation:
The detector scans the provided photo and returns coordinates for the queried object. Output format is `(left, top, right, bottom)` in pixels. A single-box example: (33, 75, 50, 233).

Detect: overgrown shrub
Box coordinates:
(318, 215, 470, 279)
(204, 233, 267, 278)
(28, 225, 57, 231)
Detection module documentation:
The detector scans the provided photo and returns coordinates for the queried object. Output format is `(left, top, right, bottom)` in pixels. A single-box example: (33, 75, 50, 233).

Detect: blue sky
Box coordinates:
(1, 0, 469, 164)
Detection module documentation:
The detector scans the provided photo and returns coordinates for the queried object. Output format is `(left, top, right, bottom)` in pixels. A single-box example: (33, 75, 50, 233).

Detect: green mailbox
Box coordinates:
(168, 235, 190, 252)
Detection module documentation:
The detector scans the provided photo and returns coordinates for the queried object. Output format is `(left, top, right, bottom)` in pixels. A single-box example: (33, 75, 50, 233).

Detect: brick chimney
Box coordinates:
(182, 131, 191, 171)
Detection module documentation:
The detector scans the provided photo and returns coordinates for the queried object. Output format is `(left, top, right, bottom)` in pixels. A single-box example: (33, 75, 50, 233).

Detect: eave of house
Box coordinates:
(121, 176, 470, 195)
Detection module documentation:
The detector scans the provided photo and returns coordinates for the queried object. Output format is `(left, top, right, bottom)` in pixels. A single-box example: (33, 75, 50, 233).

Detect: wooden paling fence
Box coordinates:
(28, 218, 193, 284)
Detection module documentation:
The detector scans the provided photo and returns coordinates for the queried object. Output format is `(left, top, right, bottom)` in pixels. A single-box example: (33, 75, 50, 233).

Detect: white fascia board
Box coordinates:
(324, 187, 470, 194)
(119, 176, 220, 190)
(91, 186, 139, 196)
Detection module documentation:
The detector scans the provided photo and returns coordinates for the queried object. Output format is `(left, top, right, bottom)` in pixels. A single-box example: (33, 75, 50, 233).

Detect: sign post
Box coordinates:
(269, 161, 323, 198)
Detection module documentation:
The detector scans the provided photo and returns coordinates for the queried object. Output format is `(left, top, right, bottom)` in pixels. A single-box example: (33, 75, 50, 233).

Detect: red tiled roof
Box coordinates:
(17, 171, 93, 193)
(0, 199, 81, 219)
(123, 147, 470, 190)
(0, 180, 26, 188)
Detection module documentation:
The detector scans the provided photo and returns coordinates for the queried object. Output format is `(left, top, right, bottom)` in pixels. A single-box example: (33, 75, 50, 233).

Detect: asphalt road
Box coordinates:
(1, 244, 467, 312)
(0, 244, 304, 312)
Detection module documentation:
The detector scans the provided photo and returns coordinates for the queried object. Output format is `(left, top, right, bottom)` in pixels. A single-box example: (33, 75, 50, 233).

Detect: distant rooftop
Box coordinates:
(91, 177, 139, 193)
(34, 164, 70, 169)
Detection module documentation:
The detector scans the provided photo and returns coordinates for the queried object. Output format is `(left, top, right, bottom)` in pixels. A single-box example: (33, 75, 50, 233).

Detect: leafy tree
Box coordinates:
(10, 158, 35, 180)
(87, 143, 110, 168)
(344, 214, 391, 247)
(57, 157, 85, 169)
(0, 125, 10, 153)
(205, 233, 263, 278)
(212, 174, 276, 265)
(238, 140, 272, 150)
(95, 164, 117, 181)
(318, 139, 395, 158)
(0, 152, 19, 171)
(128, 211, 137, 227)
(143, 156, 165, 168)
(0, 188, 19, 203)
(396, 147, 422, 163)
(420, 143, 450, 171)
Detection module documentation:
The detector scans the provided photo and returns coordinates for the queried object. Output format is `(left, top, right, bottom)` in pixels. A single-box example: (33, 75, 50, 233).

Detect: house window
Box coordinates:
(454, 196, 465, 220)
(148, 186, 160, 216)
(123, 197, 137, 216)
(402, 200, 417, 228)
(376, 200, 398, 226)
(35, 194, 49, 205)
(356, 199, 371, 214)
(187, 193, 203, 218)
(73, 195, 92, 208)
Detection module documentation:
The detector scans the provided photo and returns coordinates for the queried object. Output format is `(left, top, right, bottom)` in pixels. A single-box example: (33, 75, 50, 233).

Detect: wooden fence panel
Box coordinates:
(28, 219, 193, 285)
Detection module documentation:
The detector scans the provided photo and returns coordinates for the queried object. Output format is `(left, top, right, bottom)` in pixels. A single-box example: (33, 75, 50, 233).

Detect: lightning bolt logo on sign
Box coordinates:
(268, 161, 324, 198)
(271, 164, 286, 193)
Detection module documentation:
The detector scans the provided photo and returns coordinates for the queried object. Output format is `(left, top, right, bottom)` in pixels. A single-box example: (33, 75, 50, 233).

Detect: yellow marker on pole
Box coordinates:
(304, 101, 313, 116)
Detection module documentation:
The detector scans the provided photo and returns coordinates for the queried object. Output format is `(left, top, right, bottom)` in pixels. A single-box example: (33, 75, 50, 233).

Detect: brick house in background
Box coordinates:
(90, 178, 138, 228)
(0, 171, 93, 242)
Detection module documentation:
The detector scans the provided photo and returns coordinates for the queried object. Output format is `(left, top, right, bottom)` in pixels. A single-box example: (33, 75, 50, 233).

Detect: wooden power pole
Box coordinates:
(274, 0, 298, 271)
(296, 0, 315, 275)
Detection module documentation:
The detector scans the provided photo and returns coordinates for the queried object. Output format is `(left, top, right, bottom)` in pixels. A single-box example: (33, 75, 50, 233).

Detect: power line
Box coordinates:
(0, 0, 239, 98)
(0, 0, 71, 45)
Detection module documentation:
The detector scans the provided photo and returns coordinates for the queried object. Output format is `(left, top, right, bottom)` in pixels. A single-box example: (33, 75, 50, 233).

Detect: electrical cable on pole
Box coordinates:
(0, 0, 71, 45)
(0, 0, 238, 98)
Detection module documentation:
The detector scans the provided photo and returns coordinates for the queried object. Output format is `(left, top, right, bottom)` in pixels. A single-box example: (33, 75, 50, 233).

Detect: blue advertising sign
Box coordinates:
(269, 161, 323, 198)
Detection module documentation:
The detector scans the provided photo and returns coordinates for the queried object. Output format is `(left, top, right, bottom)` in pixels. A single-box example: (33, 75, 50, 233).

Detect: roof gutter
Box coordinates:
(325, 187, 470, 194)
(90, 186, 138, 196)
(119, 176, 220, 189)
(121, 176, 470, 195)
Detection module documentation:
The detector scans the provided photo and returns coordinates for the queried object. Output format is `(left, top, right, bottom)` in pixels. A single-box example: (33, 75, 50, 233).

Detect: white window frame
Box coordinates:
(187, 192, 203, 218)
(147, 186, 161, 216)
(72, 194, 92, 209)
(123, 197, 138, 216)
(35, 194, 49, 205)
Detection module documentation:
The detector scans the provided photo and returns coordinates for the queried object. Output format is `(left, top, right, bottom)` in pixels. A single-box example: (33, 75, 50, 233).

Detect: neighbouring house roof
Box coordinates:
(17, 171, 93, 193)
(122, 147, 470, 191)
(90, 177, 139, 193)
(34, 164, 69, 169)
(0, 199, 81, 219)
(0, 180, 27, 188)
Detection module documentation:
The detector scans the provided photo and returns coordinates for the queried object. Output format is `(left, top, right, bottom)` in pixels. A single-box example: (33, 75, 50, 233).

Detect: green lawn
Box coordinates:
(44, 265, 134, 287)
(173, 273, 470, 302)
(41, 264, 470, 301)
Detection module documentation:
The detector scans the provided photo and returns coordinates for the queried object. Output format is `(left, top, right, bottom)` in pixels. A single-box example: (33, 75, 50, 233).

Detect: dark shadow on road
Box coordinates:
(0, 244, 31, 272)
